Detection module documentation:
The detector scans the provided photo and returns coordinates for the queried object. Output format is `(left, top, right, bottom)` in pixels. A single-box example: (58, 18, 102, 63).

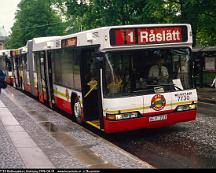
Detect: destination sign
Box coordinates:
(110, 26, 188, 46)
(61, 37, 77, 47)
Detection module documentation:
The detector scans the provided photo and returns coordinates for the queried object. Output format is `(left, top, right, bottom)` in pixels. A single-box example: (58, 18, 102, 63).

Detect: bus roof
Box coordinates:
(17, 46, 27, 54)
(0, 49, 10, 56)
(61, 23, 192, 51)
(32, 36, 61, 51)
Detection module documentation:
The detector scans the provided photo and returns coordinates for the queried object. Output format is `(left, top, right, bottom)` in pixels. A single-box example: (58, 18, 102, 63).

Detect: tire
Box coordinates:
(73, 98, 83, 124)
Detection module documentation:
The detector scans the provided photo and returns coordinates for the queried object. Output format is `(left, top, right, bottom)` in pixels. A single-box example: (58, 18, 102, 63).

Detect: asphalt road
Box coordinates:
(106, 102, 216, 168)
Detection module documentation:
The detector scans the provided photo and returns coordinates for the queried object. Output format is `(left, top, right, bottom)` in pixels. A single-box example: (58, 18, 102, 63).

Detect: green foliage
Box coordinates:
(52, 0, 216, 47)
(7, 0, 216, 47)
(6, 0, 66, 49)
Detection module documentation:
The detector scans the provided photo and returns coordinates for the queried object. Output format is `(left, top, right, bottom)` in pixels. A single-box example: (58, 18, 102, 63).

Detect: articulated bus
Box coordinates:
(32, 36, 61, 105)
(4, 24, 198, 133)
(24, 37, 61, 97)
(0, 48, 28, 87)
(10, 47, 27, 89)
(0, 49, 13, 85)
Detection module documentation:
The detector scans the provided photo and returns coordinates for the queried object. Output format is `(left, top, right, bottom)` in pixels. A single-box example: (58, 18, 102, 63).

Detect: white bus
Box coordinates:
(47, 24, 197, 133)
(12, 24, 198, 133)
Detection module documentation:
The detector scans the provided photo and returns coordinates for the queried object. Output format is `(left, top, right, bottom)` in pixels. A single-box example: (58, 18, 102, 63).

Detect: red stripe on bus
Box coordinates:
(6, 77, 13, 85)
(54, 96, 72, 114)
(43, 91, 47, 102)
(24, 84, 31, 93)
(104, 110, 197, 133)
(39, 91, 45, 103)
(35, 88, 39, 97)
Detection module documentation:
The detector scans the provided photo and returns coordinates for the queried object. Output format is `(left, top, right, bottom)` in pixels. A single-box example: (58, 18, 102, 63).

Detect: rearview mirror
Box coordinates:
(95, 52, 104, 69)
(95, 52, 104, 62)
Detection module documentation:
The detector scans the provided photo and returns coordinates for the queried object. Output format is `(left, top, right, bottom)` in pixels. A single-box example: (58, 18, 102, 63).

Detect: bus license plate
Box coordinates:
(149, 115, 167, 122)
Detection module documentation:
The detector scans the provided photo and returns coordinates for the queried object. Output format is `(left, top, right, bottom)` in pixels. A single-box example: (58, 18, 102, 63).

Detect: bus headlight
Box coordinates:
(106, 112, 139, 121)
(176, 104, 197, 112)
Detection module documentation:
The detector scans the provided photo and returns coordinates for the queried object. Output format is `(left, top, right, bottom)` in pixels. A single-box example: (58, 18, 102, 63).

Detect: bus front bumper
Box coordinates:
(103, 110, 197, 133)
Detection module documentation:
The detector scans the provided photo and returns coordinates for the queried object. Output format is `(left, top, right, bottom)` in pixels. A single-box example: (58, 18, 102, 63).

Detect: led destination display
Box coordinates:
(110, 26, 188, 46)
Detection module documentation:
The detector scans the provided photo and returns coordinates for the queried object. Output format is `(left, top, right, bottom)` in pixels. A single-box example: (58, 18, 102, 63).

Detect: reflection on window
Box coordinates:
(61, 49, 74, 87)
(104, 48, 192, 98)
(53, 50, 62, 84)
(73, 52, 81, 90)
(53, 48, 81, 90)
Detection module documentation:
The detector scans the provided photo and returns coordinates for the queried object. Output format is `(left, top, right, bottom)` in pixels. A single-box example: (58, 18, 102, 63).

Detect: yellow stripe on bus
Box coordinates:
(105, 107, 144, 114)
(104, 100, 196, 114)
(53, 88, 197, 114)
(86, 121, 103, 130)
(53, 89, 70, 99)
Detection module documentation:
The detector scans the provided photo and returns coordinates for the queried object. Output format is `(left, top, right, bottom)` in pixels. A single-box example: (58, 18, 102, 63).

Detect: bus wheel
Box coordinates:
(73, 99, 82, 124)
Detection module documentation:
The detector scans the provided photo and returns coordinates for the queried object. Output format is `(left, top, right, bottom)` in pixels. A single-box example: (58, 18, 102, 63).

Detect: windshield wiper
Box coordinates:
(173, 84, 183, 91)
(162, 83, 183, 91)
(132, 88, 153, 93)
(147, 83, 183, 91)
(131, 83, 183, 94)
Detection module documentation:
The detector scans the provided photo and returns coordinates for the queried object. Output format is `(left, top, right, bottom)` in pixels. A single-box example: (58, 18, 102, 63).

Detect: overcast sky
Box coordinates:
(0, 0, 21, 34)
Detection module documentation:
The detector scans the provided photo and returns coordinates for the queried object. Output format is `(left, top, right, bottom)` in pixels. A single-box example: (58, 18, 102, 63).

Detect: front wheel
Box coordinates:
(73, 99, 83, 124)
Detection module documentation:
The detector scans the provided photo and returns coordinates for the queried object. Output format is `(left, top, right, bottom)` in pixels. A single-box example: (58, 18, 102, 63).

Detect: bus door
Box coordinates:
(80, 48, 104, 129)
(38, 51, 47, 103)
(19, 55, 23, 90)
(18, 55, 23, 89)
(38, 51, 53, 107)
(45, 51, 54, 108)
(14, 57, 20, 88)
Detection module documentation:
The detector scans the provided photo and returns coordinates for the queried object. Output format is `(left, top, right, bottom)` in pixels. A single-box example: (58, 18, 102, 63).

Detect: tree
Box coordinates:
(146, 0, 216, 46)
(52, 0, 150, 32)
(6, 0, 66, 48)
(15, 0, 215, 47)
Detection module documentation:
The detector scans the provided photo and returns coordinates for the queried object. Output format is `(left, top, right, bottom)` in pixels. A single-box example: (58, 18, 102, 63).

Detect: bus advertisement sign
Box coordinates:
(110, 26, 188, 46)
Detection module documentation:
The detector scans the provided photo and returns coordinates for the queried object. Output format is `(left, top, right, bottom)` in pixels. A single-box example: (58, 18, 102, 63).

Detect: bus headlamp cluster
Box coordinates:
(106, 112, 139, 121)
(176, 104, 197, 112)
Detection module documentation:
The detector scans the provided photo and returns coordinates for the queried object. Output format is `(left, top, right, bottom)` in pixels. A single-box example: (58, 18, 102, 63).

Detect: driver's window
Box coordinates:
(85, 52, 97, 83)
(171, 49, 190, 90)
(104, 53, 130, 96)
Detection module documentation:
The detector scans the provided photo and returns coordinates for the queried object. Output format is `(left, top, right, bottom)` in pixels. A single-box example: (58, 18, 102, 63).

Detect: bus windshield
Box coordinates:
(103, 48, 192, 98)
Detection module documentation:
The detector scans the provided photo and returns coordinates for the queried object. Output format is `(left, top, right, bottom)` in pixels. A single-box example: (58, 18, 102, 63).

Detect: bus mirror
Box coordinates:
(96, 56, 104, 62)
(95, 53, 104, 69)
(96, 58, 103, 69)
(95, 52, 104, 62)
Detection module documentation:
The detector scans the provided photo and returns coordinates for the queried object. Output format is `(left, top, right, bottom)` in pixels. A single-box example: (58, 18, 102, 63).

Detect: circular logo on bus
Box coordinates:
(150, 94, 166, 111)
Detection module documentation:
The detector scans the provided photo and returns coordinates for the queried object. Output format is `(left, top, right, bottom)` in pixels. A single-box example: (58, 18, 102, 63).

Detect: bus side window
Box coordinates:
(73, 50, 81, 90)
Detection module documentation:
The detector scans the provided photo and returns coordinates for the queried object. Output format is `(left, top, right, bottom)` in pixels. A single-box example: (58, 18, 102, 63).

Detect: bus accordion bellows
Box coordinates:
(1, 24, 197, 133)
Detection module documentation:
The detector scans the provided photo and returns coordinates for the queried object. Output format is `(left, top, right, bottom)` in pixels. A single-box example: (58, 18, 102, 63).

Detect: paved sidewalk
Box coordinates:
(0, 100, 54, 168)
(0, 118, 25, 168)
(197, 87, 216, 104)
(0, 87, 153, 169)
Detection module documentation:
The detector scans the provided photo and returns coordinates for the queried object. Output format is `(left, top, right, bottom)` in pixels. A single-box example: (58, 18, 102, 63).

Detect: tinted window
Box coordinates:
(52, 48, 81, 90)
(104, 48, 192, 98)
